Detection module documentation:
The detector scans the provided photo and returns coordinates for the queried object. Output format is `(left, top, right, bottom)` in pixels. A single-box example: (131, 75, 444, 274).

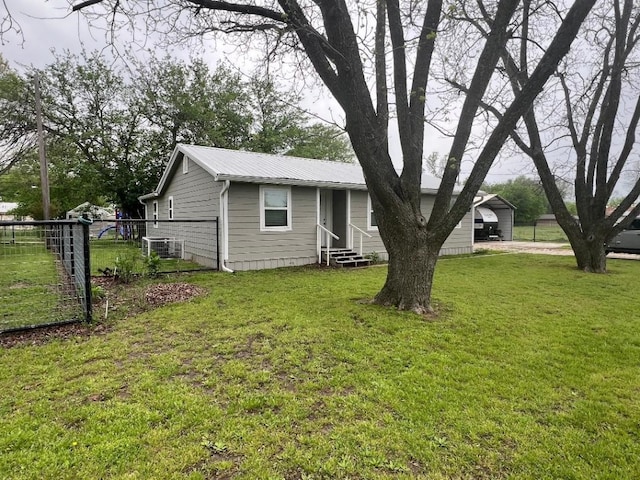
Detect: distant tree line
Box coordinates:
(0, 51, 354, 218)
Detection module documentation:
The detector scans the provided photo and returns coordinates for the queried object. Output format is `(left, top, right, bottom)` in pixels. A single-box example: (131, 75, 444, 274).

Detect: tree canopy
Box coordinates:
(485, 176, 547, 224)
(0, 51, 354, 218)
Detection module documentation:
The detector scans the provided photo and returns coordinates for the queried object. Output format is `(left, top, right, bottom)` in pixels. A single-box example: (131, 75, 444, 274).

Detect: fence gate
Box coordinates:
(0, 220, 91, 333)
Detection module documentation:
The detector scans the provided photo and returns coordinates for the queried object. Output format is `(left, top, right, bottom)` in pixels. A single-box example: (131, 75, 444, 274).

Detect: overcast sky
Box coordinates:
(1, 0, 532, 185)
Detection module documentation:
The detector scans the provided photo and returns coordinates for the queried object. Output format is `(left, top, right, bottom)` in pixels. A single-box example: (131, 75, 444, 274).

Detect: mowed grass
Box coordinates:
(1, 254, 639, 479)
(513, 224, 569, 242)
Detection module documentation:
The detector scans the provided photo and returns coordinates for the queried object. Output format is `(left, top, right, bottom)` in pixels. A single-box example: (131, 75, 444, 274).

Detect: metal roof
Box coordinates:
(141, 144, 444, 200)
(473, 192, 516, 210)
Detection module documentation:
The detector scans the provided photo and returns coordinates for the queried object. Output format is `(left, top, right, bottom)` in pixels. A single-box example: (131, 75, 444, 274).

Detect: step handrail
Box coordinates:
(316, 224, 340, 266)
(348, 223, 372, 255)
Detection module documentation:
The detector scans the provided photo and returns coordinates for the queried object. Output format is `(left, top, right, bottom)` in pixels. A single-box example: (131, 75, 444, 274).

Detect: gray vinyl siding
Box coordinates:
(226, 183, 318, 270)
(348, 191, 473, 259)
(160, 157, 220, 219)
(349, 191, 387, 256)
(420, 196, 474, 255)
(143, 156, 221, 268)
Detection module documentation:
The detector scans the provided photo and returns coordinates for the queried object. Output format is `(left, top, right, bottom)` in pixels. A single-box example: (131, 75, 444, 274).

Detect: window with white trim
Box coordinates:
(182, 156, 189, 174)
(152, 200, 158, 228)
(260, 186, 292, 231)
(367, 195, 378, 231)
(168, 196, 174, 220)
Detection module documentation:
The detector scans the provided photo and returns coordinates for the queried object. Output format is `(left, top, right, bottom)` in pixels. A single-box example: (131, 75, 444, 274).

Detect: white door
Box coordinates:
(320, 190, 333, 247)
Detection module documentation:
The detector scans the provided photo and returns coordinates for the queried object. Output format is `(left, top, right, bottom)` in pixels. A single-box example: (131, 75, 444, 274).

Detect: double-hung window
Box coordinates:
(260, 186, 292, 231)
(168, 196, 174, 220)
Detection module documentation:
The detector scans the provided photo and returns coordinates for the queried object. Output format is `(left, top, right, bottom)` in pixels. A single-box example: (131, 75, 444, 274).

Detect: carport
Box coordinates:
(473, 192, 516, 242)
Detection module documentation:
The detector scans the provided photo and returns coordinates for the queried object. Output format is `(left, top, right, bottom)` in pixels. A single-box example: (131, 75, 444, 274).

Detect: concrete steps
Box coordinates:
(321, 248, 372, 268)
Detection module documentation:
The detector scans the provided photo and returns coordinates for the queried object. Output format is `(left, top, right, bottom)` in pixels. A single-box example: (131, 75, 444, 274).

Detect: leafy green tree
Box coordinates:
(285, 124, 354, 162)
(486, 176, 547, 224)
(1, 51, 356, 218)
(0, 57, 35, 175)
(134, 56, 253, 158)
(34, 50, 150, 216)
(245, 77, 307, 154)
(0, 139, 106, 219)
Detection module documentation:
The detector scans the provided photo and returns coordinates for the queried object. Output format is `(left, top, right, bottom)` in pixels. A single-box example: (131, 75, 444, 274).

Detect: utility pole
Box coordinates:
(34, 74, 50, 220)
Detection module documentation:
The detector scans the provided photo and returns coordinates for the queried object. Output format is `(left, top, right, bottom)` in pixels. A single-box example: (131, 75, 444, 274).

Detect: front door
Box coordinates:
(320, 190, 333, 247)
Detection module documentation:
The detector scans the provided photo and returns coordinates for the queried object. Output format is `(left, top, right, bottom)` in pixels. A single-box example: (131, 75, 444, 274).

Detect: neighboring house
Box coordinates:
(139, 144, 474, 272)
(0, 202, 20, 221)
(473, 192, 515, 242)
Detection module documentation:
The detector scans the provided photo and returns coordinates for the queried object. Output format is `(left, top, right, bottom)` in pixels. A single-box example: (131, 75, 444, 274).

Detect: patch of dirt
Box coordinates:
(1, 277, 206, 349)
(0, 322, 112, 349)
(475, 241, 573, 256)
(145, 283, 206, 306)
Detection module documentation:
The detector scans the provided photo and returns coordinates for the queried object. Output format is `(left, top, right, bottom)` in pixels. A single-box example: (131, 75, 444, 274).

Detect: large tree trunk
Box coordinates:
(374, 239, 440, 315)
(565, 230, 608, 273)
(370, 198, 444, 314)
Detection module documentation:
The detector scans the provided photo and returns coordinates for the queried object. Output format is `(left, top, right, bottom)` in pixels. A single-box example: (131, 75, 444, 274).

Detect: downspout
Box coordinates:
(219, 180, 234, 273)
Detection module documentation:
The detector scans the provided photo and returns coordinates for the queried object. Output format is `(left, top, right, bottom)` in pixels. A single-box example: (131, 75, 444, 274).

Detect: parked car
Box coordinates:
(606, 217, 640, 254)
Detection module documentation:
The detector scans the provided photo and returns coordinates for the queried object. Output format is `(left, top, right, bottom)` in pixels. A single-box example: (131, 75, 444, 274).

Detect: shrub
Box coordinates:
(114, 252, 141, 283)
(145, 251, 161, 278)
(91, 285, 106, 302)
(365, 251, 382, 264)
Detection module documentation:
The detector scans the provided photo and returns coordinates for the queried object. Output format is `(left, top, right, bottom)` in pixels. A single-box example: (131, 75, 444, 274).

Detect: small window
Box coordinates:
(152, 201, 158, 228)
(182, 156, 189, 174)
(260, 186, 291, 231)
(168, 196, 174, 220)
(367, 195, 378, 231)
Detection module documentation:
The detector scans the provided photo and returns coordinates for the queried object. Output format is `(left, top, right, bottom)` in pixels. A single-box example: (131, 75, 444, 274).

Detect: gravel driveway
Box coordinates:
(475, 241, 640, 260)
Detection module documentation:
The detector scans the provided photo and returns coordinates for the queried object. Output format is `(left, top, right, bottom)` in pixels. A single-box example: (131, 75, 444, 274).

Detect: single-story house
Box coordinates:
(473, 192, 515, 242)
(139, 144, 474, 272)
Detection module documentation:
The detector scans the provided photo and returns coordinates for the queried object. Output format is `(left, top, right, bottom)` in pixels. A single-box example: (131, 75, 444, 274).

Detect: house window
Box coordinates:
(182, 156, 189, 174)
(260, 186, 292, 231)
(168, 196, 174, 220)
(367, 195, 378, 231)
(152, 200, 158, 228)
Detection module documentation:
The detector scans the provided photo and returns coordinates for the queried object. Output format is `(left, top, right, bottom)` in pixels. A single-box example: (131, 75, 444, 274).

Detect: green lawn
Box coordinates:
(1, 254, 639, 479)
(513, 224, 569, 242)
